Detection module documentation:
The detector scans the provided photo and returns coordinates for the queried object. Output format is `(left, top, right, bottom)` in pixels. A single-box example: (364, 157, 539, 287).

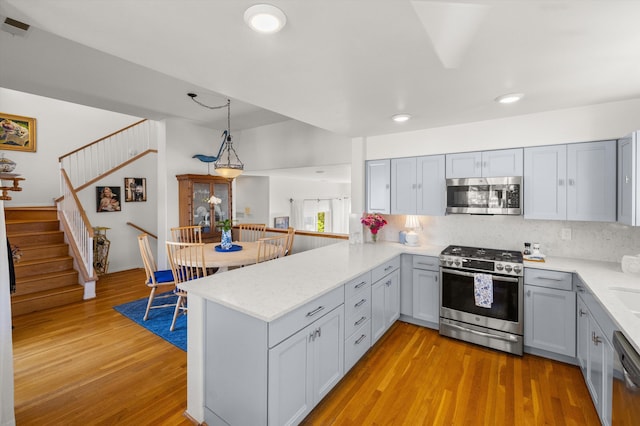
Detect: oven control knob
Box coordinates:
(496, 263, 504, 271)
(447, 260, 453, 266)
(454, 260, 461, 267)
(513, 265, 522, 274)
(504, 264, 513, 273)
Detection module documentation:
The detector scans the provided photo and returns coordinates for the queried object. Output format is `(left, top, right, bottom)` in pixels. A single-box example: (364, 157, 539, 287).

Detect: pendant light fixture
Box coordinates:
(188, 93, 244, 179)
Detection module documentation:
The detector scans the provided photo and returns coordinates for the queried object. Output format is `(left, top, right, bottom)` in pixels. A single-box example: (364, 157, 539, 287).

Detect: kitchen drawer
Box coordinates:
(345, 320, 371, 371)
(413, 255, 439, 271)
(345, 293, 371, 338)
(524, 268, 572, 291)
(371, 256, 400, 283)
(344, 271, 372, 301)
(268, 286, 344, 348)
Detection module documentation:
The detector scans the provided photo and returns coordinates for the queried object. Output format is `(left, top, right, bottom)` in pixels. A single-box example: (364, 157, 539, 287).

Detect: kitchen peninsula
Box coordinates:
(179, 241, 640, 425)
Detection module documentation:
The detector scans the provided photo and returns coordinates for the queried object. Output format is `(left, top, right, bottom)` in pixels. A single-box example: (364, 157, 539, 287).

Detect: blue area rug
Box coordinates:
(114, 292, 186, 351)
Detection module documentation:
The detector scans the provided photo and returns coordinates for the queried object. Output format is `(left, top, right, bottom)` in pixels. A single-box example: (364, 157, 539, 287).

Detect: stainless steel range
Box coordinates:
(439, 245, 524, 355)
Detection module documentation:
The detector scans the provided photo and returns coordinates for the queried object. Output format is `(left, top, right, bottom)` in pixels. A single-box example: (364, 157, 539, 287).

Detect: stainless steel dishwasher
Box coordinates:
(612, 331, 640, 425)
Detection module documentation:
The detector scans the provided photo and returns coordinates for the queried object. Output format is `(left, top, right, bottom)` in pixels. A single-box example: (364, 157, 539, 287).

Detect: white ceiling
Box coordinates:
(1, 0, 640, 138)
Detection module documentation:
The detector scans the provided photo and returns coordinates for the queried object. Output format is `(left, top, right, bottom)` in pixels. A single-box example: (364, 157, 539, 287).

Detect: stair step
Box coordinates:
(11, 285, 84, 317)
(13, 270, 79, 296)
(8, 230, 65, 248)
(4, 206, 57, 222)
(13, 243, 69, 262)
(6, 219, 60, 234)
(15, 256, 74, 279)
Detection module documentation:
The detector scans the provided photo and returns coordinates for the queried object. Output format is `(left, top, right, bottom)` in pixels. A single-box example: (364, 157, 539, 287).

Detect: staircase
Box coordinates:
(6, 206, 84, 317)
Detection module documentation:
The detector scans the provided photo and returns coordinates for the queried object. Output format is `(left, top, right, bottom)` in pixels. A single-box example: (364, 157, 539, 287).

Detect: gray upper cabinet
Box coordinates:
(525, 141, 616, 222)
(391, 155, 446, 216)
(617, 132, 638, 226)
(446, 148, 523, 178)
(366, 159, 390, 214)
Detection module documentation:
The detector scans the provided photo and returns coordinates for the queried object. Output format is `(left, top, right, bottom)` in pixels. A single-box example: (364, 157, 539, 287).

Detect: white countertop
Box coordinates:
(180, 241, 640, 352)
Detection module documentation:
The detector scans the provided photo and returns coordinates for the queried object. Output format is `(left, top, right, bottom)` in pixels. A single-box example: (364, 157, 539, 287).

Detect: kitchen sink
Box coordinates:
(609, 287, 640, 318)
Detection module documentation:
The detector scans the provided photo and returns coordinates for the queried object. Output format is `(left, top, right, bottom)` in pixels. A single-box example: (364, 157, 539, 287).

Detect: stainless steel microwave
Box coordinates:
(446, 176, 522, 215)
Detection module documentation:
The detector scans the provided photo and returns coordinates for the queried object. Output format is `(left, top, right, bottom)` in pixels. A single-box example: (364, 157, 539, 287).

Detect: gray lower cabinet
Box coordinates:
(268, 305, 345, 426)
(576, 280, 615, 426)
(371, 258, 400, 344)
(344, 272, 372, 371)
(412, 255, 440, 326)
(523, 268, 576, 358)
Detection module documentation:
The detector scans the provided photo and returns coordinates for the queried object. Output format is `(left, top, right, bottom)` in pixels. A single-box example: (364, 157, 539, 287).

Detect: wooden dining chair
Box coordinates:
(238, 223, 266, 242)
(170, 225, 203, 243)
(284, 227, 295, 256)
(137, 234, 176, 321)
(165, 241, 208, 331)
(256, 235, 288, 264)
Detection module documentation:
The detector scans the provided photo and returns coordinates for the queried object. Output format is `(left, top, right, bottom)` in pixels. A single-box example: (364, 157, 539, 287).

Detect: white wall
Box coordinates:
(235, 176, 270, 224)
(360, 98, 640, 262)
(0, 88, 140, 206)
(237, 120, 352, 171)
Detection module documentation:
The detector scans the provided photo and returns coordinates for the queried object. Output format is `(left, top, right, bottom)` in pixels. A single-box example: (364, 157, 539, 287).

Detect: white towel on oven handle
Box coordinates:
(474, 273, 493, 308)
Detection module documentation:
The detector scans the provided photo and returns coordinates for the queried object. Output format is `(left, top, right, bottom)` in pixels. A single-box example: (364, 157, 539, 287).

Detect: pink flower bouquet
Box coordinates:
(361, 213, 387, 241)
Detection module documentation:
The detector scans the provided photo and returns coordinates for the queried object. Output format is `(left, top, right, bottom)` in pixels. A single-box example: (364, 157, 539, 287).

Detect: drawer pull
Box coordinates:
(355, 281, 367, 289)
(355, 334, 367, 345)
(306, 306, 325, 318)
(354, 316, 367, 326)
(384, 265, 393, 271)
(533, 276, 565, 282)
(416, 262, 436, 268)
(354, 299, 367, 308)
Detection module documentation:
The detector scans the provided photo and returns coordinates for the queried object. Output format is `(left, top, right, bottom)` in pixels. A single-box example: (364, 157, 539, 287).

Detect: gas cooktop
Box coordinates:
(441, 245, 523, 263)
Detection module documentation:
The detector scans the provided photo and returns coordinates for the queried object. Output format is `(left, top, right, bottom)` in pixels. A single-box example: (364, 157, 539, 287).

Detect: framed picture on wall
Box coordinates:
(124, 177, 146, 202)
(0, 112, 37, 152)
(274, 216, 289, 229)
(96, 186, 121, 212)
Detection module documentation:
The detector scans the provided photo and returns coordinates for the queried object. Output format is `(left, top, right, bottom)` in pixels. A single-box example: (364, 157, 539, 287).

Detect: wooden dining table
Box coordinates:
(201, 241, 261, 270)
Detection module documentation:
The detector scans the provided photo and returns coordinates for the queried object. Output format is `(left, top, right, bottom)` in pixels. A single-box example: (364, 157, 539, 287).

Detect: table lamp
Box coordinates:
(404, 215, 420, 246)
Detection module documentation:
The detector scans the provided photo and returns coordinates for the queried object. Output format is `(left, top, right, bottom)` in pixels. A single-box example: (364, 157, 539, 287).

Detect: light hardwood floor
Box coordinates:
(12, 269, 600, 425)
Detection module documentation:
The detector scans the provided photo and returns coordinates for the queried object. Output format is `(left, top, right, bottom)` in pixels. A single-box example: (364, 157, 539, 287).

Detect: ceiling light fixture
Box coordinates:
(392, 113, 412, 123)
(495, 93, 524, 104)
(244, 4, 287, 34)
(188, 93, 244, 179)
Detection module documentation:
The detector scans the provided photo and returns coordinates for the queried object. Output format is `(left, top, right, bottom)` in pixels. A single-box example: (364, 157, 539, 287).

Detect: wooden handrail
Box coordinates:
(74, 149, 157, 192)
(127, 222, 157, 240)
(58, 119, 147, 162)
(61, 169, 94, 238)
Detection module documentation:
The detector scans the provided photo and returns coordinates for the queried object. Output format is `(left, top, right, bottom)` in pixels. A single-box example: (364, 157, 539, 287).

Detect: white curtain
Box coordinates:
(290, 199, 305, 230)
(0, 202, 16, 426)
(331, 198, 349, 234)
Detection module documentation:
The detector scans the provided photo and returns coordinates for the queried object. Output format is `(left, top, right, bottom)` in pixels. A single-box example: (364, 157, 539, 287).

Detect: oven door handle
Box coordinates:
(441, 268, 520, 283)
(445, 321, 519, 343)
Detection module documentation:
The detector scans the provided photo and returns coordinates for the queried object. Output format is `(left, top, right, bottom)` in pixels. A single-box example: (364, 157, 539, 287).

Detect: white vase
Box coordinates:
(221, 229, 232, 250)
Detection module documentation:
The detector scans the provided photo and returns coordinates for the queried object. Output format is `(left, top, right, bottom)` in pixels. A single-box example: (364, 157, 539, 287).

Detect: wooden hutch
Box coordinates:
(176, 174, 232, 243)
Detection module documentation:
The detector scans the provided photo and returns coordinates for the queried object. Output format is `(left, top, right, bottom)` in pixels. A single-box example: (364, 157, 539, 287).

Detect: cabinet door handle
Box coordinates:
(354, 298, 367, 308)
(355, 316, 367, 326)
(576, 285, 585, 293)
(626, 176, 631, 184)
(412, 184, 417, 189)
(526, 290, 531, 297)
(568, 178, 575, 186)
(579, 309, 588, 317)
(355, 281, 367, 289)
(306, 306, 325, 318)
(309, 331, 315, 342)
(417, 184, 422, 189)
(558, 179, 565, 186)
(386, 279, 392, 287)
(316, 328, 321, 339)
(355, 334, 367, 345)
(592, 332, 601, 346)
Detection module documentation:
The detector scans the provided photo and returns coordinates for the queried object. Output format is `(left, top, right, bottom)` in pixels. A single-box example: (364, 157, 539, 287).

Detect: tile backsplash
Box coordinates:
(379, 214, 640, 263)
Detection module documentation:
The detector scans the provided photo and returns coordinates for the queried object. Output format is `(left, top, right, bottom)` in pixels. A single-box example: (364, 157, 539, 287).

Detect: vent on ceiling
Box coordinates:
(2, 17, 30, 37)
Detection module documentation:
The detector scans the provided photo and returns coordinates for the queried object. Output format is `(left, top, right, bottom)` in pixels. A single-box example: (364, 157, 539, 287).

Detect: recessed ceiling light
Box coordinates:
(392, 113, 412, 123)
(244, 4, 287, 34)
(495, 93, 524, 104)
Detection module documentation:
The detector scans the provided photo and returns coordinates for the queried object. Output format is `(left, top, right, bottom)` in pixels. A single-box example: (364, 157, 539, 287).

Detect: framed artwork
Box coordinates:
(124, 177, 146, 202)
(274, 216, 289, 229)
(0, 112, 37, 152)
(96, 186, 121, 212)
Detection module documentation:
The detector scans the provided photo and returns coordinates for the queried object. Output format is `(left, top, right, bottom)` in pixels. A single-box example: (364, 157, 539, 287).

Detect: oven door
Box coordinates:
(440, 267, 523, 335)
